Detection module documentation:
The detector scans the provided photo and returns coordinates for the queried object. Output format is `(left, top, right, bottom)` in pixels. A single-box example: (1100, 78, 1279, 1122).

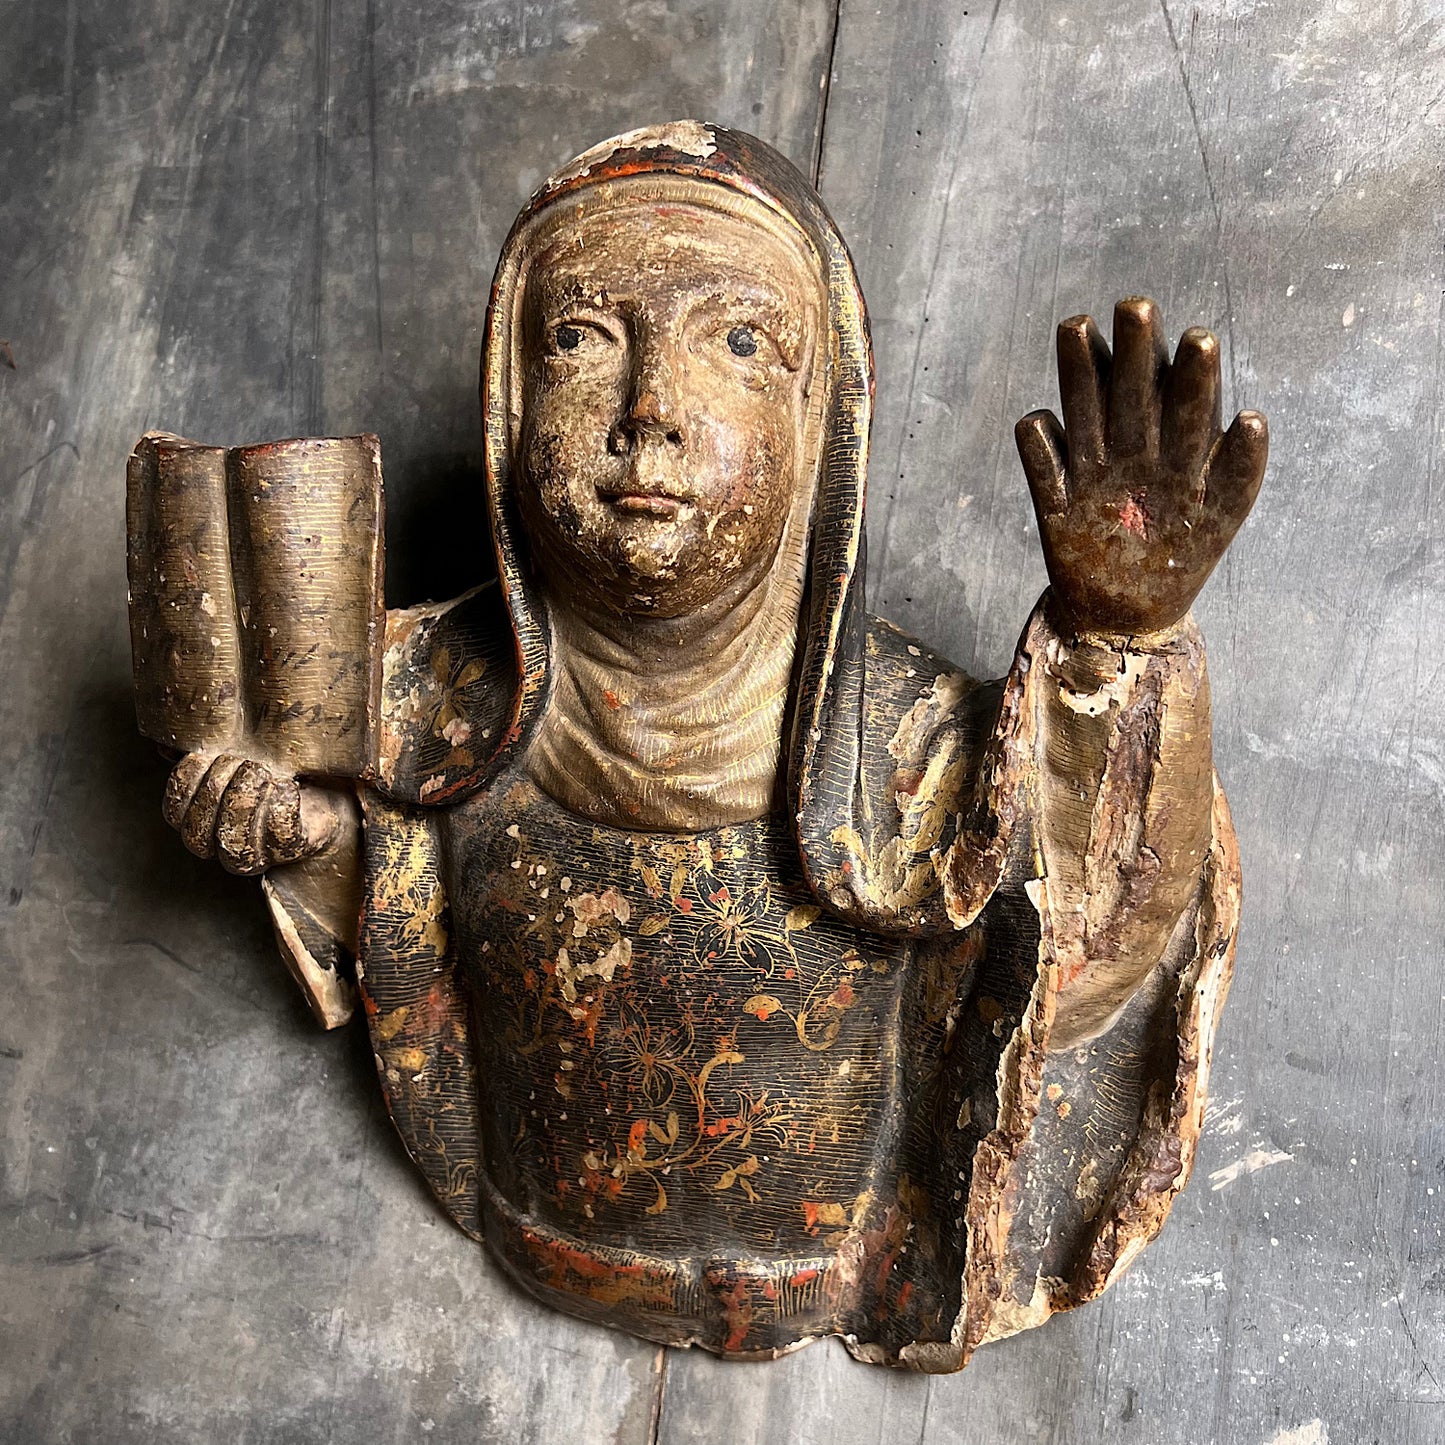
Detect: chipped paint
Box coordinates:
(1209, 1147, 1294, 1191)
(1265, 1423, 1329, 1445)
(544, 120, 718, 190)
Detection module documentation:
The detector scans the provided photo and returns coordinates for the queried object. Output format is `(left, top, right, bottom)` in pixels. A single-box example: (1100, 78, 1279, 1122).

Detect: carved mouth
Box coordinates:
(600, 489, 693, 518)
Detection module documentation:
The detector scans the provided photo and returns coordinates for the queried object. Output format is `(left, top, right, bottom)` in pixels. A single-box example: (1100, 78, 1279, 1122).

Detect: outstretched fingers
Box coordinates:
(1162, 327, 1223, 485)
(1015, 409, 1069, 516)
(1056, 314, 1110, 474)
(1205, 410, 1269, 534)
(1108, 297, 1168, 460)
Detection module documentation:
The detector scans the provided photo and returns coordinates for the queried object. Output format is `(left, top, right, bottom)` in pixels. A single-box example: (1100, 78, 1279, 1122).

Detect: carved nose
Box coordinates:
(611, 382, 685, 453)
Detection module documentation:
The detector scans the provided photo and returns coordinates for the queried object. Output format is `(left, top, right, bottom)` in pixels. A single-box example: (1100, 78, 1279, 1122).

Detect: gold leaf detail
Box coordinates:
(697, 1049, 745, 1096)
(375, 1006, 409, 1041)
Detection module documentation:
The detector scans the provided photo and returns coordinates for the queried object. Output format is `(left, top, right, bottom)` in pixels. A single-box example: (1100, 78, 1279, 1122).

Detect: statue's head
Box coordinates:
(513, 182, 826, 619)
(479, 124, 872, 793)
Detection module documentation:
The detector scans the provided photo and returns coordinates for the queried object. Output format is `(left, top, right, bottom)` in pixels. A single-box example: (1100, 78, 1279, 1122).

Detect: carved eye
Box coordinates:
(727, 326, 758, 358)
(555, 324, 582, 352)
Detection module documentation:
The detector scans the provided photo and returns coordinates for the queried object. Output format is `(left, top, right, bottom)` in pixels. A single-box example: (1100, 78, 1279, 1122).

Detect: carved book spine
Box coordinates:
(127, 432, 384, 779)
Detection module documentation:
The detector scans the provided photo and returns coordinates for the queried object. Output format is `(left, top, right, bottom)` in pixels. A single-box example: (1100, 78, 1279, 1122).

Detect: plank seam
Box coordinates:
(646, 1346, 669, 1445)
(811, 0, 845, 186)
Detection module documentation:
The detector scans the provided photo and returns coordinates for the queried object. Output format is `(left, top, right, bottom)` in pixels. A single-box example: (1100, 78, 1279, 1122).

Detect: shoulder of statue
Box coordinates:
(861, 614, 1002, 768)
(373, 582, 519, 805)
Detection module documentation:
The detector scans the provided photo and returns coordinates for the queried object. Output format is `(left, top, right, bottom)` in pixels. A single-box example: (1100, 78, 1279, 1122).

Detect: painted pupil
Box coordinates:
(727, 326, 758, 357)
(556, 325, 581, 351)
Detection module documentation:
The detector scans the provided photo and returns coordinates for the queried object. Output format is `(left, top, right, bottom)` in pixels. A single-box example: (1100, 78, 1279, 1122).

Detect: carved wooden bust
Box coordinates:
(126, 121, 1267, 1370)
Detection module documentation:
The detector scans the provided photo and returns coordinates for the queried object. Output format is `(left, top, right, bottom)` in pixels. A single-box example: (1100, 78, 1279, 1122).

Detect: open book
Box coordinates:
(127, 432, 385, 1027)
(126, 432, 384, 779)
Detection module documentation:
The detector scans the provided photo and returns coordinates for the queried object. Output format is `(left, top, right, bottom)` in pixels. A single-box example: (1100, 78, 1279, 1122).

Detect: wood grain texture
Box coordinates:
(2, 0, 1441, 1440)
(657, 2, 1445, 1443)
(0, 3, 834, 1442)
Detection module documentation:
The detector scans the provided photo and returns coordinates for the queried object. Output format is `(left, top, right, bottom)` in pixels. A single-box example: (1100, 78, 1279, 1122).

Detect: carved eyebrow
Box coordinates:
(691, 294, 807, 367)
(538, 301, 622, 329)
(522, 273, 626, 353)
(525, 260, 817, 367)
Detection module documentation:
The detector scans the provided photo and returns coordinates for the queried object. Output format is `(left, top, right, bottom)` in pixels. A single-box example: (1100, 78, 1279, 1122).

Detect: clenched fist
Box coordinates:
(162, 752, 343, 877)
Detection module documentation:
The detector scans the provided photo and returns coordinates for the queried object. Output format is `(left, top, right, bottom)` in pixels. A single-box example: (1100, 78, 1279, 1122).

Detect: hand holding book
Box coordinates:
(161, 751, 343, 875)
(127, 431, 384, 1026)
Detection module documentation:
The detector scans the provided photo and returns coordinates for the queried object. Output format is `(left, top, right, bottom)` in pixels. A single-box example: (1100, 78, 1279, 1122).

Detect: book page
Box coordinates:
(126, 433, 244, 753)
(226, 435, 384, 779)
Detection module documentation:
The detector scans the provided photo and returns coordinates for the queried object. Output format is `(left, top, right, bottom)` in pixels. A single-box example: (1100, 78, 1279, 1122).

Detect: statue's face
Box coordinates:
(517, 197, 824, 617)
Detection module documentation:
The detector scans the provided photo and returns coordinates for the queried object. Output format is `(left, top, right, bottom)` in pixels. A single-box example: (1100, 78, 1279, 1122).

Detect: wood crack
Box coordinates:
(810, 0, 845, 186)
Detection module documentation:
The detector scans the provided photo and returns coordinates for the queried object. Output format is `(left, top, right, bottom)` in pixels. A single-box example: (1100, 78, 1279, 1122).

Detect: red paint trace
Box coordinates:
(1119, 492, 1151, 538)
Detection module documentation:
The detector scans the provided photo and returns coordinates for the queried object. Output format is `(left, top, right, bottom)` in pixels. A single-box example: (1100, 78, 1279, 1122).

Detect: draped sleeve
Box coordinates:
(798, 593, 1231, 1052)
(795, 592, 1242, 1366)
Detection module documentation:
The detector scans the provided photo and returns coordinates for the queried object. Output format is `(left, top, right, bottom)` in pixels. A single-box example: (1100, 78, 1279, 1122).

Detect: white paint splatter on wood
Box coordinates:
(1204, 1094, 1246, 1136)
(1265, 1420, 1328, 1445)
(1209, 1147, 1294, 1190)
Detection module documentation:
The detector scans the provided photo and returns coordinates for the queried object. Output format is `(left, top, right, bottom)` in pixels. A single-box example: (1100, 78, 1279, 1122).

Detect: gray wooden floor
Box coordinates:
(2, 2, 1442, 1441)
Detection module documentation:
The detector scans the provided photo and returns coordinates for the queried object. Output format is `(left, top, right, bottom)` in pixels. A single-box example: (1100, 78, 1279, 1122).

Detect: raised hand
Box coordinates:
(162, 752, 341, 877)
(1015, 296, 1267, 637)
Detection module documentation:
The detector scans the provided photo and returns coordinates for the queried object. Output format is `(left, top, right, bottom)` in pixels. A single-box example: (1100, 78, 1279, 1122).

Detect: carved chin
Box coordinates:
(580, 512, 753, 616)
(613, 517, 691, 583)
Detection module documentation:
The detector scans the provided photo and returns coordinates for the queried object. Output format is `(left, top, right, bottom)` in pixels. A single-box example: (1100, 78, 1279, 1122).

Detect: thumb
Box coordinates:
(263, 776, 339, 867)
(1015, 409, 1068, 518)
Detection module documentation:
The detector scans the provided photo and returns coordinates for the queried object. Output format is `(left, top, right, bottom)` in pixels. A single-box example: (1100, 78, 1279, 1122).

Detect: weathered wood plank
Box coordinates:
(5, 0, 1442, 1441)
(0, 4, 834, 1442)
(656, 0, 1445, 1442)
